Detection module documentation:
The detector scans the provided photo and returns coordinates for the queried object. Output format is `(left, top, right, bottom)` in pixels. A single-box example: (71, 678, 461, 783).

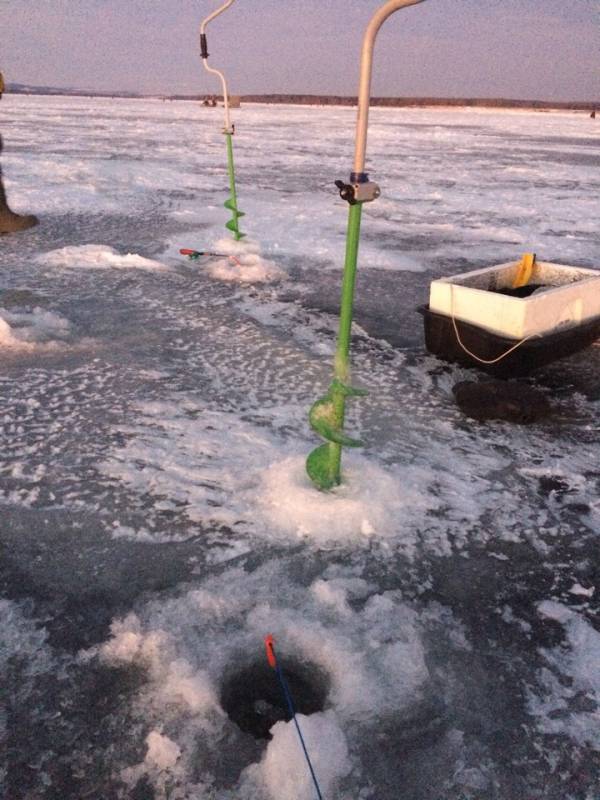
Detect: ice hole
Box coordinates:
(220, 659, 329, 740)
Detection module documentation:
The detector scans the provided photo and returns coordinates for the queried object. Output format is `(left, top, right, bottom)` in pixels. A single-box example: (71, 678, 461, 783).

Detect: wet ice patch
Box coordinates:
(206, 237, 286, 284)
(0, 600, 54, 797)
(99, 399, 276, 534)
(0, 306, 71, 349)
(37, 244, 169, 272)
(0, 598, 51, 683)
(528, 601, 600, 750)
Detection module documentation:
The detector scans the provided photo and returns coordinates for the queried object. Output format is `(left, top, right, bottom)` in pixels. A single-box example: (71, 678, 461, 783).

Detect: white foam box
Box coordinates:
(429, 260, 600, 339)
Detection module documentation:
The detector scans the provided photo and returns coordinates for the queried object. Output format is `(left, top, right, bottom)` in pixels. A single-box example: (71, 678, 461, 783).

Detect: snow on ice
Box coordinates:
(1, 95, 599, 799)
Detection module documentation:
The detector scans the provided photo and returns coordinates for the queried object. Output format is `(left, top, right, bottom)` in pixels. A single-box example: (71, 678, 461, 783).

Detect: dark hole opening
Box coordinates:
(494, 284, 546, 298)
(220, 659, 329, 740)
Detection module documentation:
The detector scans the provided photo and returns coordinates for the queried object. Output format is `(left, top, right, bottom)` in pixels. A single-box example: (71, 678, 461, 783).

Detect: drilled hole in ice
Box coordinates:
(220, 659, 329, 740)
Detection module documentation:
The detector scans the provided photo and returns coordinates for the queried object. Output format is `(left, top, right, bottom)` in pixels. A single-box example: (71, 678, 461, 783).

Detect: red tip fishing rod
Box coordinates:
(179, 248, 241, 266)
(264, 635, 324, 800)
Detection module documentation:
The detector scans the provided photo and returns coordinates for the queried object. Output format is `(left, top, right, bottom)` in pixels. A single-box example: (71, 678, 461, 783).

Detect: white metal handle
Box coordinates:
(200, 0, 237, 133)
(354, 0, 427, 176)
(200, 0, 236, 34)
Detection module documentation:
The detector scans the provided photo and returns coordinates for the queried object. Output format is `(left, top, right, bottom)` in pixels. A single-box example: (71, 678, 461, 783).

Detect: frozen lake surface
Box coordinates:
(1, 96, 599, 799)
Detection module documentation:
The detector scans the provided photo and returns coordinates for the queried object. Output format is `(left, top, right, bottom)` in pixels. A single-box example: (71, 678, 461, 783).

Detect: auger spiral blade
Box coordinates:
(224, 197, 246, 240)
(223, 131, 245, 240)
(306, 379, 368, 491)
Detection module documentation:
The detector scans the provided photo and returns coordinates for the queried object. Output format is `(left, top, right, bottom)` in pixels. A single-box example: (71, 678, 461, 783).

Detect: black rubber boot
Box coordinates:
(0, 186, 39, 233)
(0, 134, 38, 234)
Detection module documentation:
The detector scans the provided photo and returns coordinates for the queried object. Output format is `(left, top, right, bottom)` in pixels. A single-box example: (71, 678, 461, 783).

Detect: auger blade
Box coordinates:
(306, 443, 340, 491)
(225, 219, 246, 239)
(331, 378, 368, 398)
(224, 199, 245, 216)
(308, 396, 363, 447)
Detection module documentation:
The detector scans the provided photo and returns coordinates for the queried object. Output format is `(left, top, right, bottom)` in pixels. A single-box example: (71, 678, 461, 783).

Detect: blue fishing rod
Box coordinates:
(265, 635, 324, 800)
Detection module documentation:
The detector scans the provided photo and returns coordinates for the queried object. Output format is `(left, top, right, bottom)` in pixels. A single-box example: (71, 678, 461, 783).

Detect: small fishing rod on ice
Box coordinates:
(179, 248, 241, 266)
(264, 635, 324, 800)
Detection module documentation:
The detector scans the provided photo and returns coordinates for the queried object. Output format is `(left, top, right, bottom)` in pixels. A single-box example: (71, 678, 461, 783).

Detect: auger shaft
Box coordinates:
(225, 131, 245, 240)
(327, 202, 364, 482)
(306, 0, 427, 491)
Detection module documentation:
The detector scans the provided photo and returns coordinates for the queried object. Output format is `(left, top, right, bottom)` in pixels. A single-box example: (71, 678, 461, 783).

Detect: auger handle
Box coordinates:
(200, 0, 238, 134)
(353, 0, 426, 178)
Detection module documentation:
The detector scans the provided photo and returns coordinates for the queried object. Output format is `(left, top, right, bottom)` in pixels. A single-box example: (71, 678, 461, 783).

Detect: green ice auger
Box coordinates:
(306, 0, 426, 491)
(200, 0, 245, 241)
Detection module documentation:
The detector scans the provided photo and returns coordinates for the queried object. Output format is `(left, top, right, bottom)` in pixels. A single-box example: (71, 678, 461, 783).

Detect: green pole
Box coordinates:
(306, 202, 367, 491)
(306, 0, 426, 491)
(327, 202, 364, 481)
(224, 132, 245, 240)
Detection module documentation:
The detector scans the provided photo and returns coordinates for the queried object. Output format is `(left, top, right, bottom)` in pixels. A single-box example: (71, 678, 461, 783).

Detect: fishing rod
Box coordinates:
(179, 248, 240, 266)
(265, 635, 324, 800)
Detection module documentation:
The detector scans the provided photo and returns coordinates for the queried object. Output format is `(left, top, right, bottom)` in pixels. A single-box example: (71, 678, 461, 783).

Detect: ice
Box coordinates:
(89, 562, 439, 798)
(204, 236, 287, 284)
(144, 731, 182, 771)
(528, 601, 600, 750)
(0, 600, 56, 798)
(246, 710, 351, 800)
(1, 95, 599, 799)
(0, 306, 71, 348)
(256, 454, 429, 544)
(37, 243, 169, 271)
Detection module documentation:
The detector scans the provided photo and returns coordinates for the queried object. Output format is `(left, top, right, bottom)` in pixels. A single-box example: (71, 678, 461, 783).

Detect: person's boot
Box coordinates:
(0, 177, 38, 233)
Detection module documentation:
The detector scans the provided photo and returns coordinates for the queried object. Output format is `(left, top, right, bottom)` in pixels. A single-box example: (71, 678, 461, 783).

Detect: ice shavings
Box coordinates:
(144, 731, 182, 770)
(99, 613, 220, 719)
(242, 711, 351, 800)
(37, 244, 169, 272)
(256, 453, 430, 545)
(92, 562, 451, 798)
(205, 237, 286, 284)
(527, 601, 600, 750)
(97, 610, 222, 796)
(569, 583, 595, 598)
(0, 307, 71, 349)
(100, 399, 433, 548)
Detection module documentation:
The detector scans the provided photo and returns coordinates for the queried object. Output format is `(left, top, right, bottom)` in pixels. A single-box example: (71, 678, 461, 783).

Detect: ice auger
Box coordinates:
(200, 0, 245, 240)
(306, 0, 427, 491)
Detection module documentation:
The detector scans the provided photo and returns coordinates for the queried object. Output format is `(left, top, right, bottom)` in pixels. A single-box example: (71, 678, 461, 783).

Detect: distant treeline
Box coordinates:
(240, 95, 598, 111)
(7, 85, 598, 111)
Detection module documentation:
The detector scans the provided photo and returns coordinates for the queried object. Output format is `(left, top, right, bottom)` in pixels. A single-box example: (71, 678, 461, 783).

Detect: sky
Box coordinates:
(1, 0, 599, 101)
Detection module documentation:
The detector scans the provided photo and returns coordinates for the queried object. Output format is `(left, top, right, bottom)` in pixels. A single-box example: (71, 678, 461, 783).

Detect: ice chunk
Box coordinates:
(37, 244, 169, 271)
(0, 307, 71, 349)
(206, 238, 286, 284)
(252, 711, 351, 800)
(144, 731, 181, 771)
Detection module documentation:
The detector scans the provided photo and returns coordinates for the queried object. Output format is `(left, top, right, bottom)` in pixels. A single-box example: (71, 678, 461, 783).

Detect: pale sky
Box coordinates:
(1, 0, 599, 101)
